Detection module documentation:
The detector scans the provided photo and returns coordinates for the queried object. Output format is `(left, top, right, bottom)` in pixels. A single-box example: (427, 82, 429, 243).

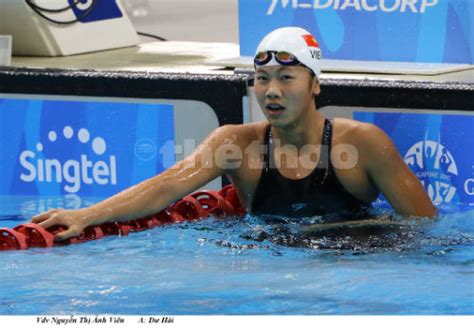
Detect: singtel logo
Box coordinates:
(19, 126, 117, 193)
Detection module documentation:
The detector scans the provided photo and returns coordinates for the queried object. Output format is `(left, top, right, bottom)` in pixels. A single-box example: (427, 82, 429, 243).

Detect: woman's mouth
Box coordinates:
(266, 104, 285, 116)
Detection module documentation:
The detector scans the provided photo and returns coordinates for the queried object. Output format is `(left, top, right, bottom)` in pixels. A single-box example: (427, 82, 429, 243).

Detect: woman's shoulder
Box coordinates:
(331, 117, 399, 166)
(216, 121, 269, 145)
(332, 117, 383, 145)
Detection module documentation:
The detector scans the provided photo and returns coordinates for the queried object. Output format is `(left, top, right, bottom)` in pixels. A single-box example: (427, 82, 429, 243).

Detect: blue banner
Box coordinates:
(239, 0, 473, 64)
(68, 0, 123, 23)
(354, 112, 474, 207)
(0, 98, 175, 197)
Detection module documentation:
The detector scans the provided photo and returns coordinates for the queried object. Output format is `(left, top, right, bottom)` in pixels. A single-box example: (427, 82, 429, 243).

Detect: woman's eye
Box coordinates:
(256, 76, 268, 81)
(281, 75, 293, 80)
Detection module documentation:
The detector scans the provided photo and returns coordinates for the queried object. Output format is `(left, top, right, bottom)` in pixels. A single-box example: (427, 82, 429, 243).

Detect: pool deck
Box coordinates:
(8, 41, 474, 88)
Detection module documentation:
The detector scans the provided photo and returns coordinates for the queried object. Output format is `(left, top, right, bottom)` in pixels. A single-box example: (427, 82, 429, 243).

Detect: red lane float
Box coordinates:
(0, 185, 245, 251)
(14, 223, 54, 248)
(190, 191, 235, 217)
(99, 222, 130, 236)
(0, 228, 28, 251)
(218, 184, 246, 216)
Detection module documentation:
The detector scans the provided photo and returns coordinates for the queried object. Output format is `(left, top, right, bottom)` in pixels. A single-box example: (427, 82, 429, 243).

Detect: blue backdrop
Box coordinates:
(239, 0, 473, 64)
(354, 112, 474, 207)
(0, 98, 175, 197)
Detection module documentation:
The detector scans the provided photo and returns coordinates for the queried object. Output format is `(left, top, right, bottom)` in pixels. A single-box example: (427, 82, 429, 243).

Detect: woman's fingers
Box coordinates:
(31, 209, 59, 223)
(36, 214, 61, 230)
(54, 227, 80, 241)
(31, 209, 85, 241)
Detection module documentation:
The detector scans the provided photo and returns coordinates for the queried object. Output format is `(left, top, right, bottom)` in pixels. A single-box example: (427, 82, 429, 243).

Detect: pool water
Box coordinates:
(0, 195, 473, 315)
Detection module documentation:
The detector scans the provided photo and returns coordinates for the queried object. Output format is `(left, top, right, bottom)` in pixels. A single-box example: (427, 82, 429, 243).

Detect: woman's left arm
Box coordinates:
(358, 123, 437, 218)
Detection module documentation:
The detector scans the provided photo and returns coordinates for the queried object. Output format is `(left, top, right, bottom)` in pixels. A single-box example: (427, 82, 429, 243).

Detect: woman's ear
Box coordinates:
(312, 79, 321, 96)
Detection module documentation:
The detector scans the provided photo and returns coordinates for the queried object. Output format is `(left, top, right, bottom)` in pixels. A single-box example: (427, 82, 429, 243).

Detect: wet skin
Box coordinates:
(32, 65, 437, 240)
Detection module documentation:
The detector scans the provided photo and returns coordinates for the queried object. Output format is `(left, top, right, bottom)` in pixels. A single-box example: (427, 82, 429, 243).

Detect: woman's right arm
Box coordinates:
(32, 125, 238, 240)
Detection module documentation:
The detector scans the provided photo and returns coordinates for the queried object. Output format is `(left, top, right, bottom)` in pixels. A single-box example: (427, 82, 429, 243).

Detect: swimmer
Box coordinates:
(32, 26, 437, 240)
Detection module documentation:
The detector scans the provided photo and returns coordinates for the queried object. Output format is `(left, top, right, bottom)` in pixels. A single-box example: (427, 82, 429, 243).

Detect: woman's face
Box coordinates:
(254, 64, 320, 128)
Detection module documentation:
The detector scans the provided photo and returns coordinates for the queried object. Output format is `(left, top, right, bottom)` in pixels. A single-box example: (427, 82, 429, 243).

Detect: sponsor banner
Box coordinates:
(67, 0, 123, 23)
(0, 98, 175, 197)
(239, 0, 474, 64)
(354, 112, 474, 207)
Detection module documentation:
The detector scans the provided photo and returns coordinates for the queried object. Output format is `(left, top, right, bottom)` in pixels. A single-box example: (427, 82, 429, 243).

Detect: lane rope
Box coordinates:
(0, 185, 245, 251)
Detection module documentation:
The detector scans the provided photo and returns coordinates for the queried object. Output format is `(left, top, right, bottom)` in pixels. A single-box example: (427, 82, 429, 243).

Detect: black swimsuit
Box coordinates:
(251, 119, 370, 221)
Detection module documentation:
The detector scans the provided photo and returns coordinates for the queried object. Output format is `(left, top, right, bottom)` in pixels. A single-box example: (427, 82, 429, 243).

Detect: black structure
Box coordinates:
(0, 66, 248, 126)
(318, 77, 474, 111)
(1, 67, 473, 120)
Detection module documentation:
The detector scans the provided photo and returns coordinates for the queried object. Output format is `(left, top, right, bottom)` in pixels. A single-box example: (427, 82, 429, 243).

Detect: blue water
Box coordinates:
(0, 195, 473, 315)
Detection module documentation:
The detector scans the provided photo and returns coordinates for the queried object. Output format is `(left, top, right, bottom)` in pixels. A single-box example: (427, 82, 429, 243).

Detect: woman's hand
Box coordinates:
(31, 208, 95, 241)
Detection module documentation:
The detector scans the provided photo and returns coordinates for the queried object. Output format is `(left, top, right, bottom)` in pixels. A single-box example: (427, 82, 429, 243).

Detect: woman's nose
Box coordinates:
(265, 80, 281, 99)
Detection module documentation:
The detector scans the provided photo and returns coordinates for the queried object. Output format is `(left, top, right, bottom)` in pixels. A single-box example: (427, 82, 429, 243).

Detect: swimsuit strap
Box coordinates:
(319, 119, 333, 183)
(265, 119, 333, 172)
(322, 118, 332, 147)
(264, 125, 272, 172)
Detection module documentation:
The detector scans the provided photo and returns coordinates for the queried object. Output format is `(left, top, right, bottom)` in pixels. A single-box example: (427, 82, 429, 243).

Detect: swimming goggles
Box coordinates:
(254, 51, 314, 76)
(254, 51, 301, 66)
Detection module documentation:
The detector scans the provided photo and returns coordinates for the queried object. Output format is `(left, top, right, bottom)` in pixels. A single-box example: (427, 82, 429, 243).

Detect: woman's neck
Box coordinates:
(271, 108, 325, 149)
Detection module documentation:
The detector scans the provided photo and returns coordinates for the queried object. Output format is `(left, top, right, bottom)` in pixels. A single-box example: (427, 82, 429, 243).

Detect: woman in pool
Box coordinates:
(32, 27, 436, 240)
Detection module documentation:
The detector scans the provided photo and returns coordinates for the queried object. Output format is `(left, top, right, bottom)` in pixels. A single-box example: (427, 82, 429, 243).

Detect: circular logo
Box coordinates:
(75, 0, 94, 11)
(134, 139, 157, 161)
(404, 140, 458, 204)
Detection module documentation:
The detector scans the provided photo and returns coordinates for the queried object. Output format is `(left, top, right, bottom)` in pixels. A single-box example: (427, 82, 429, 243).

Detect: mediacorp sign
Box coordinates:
(354, 112, 474, 208)
(239, 0, 473, 64)
(0, 98, 175, 197)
